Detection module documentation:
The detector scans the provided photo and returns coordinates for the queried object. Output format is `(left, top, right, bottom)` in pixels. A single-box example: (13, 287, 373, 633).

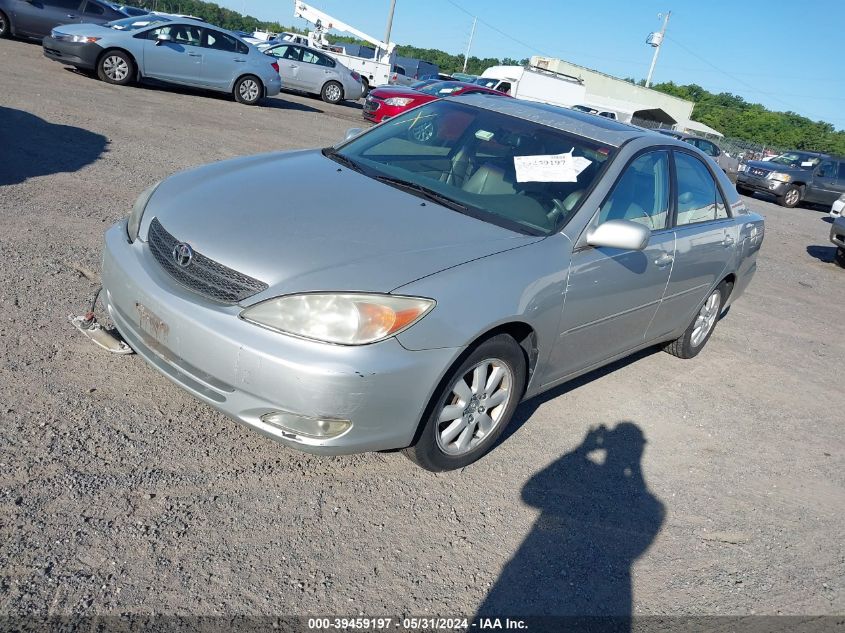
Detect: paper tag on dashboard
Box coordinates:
(514, 150, 592, 183)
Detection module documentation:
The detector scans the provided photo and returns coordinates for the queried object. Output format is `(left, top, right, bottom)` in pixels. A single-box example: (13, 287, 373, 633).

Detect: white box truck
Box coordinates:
(478, 65, 587, 108)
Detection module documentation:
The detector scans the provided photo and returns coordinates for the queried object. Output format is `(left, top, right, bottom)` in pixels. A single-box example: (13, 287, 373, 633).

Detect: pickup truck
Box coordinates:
(736, 151, 845, 208)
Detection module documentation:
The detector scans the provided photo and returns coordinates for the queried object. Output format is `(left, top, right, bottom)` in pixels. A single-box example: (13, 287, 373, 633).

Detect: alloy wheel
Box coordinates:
(239, 79, 259, 102)
(103, 55, 129, 81)
(435, 359, 514, 456)
(785, 189, 799, 206)
(324, 83, 342, 103)
(691, 290, 720, 347)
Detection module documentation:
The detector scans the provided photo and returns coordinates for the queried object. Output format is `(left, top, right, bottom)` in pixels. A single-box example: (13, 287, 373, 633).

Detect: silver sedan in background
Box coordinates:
(99, 96, 764, 471)
(261, 41, 363, 104)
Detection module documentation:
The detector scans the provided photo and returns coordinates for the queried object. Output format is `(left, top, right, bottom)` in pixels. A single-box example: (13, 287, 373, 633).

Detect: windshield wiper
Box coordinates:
(321, 147, 364, 173)
(375, 175, 468, 212)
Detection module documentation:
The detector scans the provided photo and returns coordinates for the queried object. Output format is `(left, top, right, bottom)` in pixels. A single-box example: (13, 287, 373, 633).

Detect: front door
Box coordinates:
(545, 150, 675, 383)
(142, 24, 204, 86)
(807, 159, 843, 205)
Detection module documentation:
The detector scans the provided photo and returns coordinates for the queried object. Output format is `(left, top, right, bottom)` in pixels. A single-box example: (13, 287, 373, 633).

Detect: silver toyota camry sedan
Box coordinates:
(100, 96, 764, 471)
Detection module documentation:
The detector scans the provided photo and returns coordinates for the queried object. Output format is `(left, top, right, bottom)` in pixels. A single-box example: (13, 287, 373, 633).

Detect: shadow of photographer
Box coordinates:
(476, 421, 665, 632)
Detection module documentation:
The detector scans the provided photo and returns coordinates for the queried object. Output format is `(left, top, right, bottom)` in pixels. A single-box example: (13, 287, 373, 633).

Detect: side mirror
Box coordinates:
(586, 219, 651, 251)
(344, 127, 363, 141)
(155, 33, 172, 45)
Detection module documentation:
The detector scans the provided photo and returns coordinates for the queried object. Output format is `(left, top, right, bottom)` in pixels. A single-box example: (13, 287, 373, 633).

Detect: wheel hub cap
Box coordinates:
(691, 291, 720, 347)
(436, 359, 513, 456)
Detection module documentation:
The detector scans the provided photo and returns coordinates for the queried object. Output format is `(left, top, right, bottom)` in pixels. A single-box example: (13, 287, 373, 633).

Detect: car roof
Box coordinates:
(454, 94, 650, 147)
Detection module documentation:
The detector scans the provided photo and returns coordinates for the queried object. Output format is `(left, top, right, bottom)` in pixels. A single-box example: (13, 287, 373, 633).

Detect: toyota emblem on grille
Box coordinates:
(172, 242, 194, 268)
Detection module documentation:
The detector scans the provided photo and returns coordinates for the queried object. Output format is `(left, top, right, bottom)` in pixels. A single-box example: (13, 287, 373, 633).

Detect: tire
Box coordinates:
(361, 78, 370, 98)
(0, 11, 10, 38)
(836, 247, 845, 269)
(321, 80, 343, 104)
(778, 185, 801, 208)
(663, 282, 727, 359)
(233, 75, 262, 105)
(736, 185, 752, 196)
(403, 334, 526, 472)
(97, 50, 134, 85)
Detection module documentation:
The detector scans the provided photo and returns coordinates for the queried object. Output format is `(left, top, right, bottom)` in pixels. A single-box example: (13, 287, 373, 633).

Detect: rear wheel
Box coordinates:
(403, 334, 526, 471)
(778, 185, 801, 208)
(321, 80, 343, 104)
(663, 282, 727, 359)
(361, 77, 370, 97)
(0, 11, 10, 38)
(234, 75, 262, 105)
(97, 50, 134, 85)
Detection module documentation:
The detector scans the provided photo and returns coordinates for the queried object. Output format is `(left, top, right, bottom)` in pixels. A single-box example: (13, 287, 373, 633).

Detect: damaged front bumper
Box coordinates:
(100, 220, 459, 455)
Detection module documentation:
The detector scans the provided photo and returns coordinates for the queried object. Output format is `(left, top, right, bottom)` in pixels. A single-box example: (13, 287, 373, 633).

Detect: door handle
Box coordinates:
(234, 59, 246, 62)
(66, 13, 76, 17)
(654, 253, 674, 267)
(188, 52, 201, 57)
(721, 235, 735, 247)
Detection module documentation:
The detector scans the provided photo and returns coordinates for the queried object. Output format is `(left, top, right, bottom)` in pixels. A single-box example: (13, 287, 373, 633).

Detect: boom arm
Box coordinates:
(293, 1, 395, 56)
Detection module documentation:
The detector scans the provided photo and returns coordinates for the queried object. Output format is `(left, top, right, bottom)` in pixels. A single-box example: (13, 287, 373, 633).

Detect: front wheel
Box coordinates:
(97, 50, 134, 85)
(321, 80, 343, 104)
(778, 185, 801, 208)
(0, 11, 10, 38)
(836, 247, 845, 269)
(234, 75, 262, 105)
(663, 282, 727, 359)
(403, 334, 526, 471)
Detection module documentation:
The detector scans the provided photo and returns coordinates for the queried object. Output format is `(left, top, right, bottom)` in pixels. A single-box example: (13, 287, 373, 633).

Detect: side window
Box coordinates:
(675, 152, 719, 225)
(596, 151, 670, 231)
(702, 141, 720, 157)
(156, 24, 202, 46)
(83, 1, 104, 15)
(236, 39, 249, 55)
(301, 50, 320, 64)
(316, 53, 335, 67)
(497, 81, 512, 94)
(269, 45, 301, 61)
(204, 29, 238, 52)
(716, 190, 730, 219)
(838, 161, 845, 181)
(817, 160, 836, 178)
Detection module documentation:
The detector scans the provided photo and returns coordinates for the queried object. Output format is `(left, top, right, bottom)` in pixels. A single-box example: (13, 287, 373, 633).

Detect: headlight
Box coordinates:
(738, 164, 748, 172)
(384, 97, 415, 106)
(58, 33, 101, 42)
(127, 181, 161, 242)
(240, 293, 435, 345)
(766, 172, 791, 182)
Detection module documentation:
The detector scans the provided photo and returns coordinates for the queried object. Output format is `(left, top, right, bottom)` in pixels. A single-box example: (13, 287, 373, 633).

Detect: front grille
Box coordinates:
(749, 167, 769, 177)
(363, 97, 381, 112)
(147, 218, 268, 304)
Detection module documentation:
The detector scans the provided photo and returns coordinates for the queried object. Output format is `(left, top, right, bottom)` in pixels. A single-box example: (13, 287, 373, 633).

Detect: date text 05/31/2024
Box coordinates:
(307, 617, 528, 630)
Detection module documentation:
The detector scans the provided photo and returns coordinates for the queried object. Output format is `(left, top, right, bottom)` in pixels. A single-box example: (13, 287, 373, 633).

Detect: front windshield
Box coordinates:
(417, 81, 466, 97)
(768, 152, 820, 168)
(108, 15, 170, 30)
(333, 100, 615, 235)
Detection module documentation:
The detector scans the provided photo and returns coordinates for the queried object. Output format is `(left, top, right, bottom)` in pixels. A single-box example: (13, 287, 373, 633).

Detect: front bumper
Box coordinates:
(42, 36, 101, 69)
(101, 221, 459, 455)
(736, 172, 789, 196)
(362, 97, 405, 123)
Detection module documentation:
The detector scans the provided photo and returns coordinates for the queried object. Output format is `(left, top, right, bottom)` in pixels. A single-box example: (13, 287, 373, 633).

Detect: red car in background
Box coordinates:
(363, 80, 510, 123)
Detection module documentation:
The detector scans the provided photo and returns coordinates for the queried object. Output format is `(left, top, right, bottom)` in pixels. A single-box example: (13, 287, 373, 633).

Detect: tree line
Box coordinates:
(135, 0, 842, 153)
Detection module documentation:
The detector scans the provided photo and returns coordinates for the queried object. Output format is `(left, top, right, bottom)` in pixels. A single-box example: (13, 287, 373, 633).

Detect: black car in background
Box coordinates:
(0, 0, 125, 40)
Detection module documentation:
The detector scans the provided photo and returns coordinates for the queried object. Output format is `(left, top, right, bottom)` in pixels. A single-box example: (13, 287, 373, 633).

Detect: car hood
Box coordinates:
(141, 150, 542, 302)
(50, 22, 117, 36)
(743, 159, 810, 173)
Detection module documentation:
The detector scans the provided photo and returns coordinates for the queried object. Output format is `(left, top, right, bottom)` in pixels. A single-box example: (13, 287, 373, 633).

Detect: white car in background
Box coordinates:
(831, 193, 845, 218)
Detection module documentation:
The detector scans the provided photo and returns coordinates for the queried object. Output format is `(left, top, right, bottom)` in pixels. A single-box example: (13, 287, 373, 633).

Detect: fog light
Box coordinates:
(261, 411, 352, 439)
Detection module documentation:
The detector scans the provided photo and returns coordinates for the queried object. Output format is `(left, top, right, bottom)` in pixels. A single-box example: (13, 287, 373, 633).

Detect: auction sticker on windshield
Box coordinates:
(514, 150, 591, 182)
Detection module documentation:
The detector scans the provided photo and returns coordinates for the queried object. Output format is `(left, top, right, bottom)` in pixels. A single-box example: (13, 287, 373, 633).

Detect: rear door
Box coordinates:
(647, 150, 735, 339)
(297, 48, 332, 93)
(141, 24, 204, 86)
(13, 0, 82, 38)
(201, 29, 249, 90)
(545, 150, 676, 382)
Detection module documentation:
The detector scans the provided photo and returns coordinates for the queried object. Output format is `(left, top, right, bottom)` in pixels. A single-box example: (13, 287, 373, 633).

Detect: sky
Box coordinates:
(221, 0, 845, 130)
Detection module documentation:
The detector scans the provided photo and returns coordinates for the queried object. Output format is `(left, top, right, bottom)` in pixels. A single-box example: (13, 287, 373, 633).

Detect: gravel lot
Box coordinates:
(1, 37, 843, 621)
